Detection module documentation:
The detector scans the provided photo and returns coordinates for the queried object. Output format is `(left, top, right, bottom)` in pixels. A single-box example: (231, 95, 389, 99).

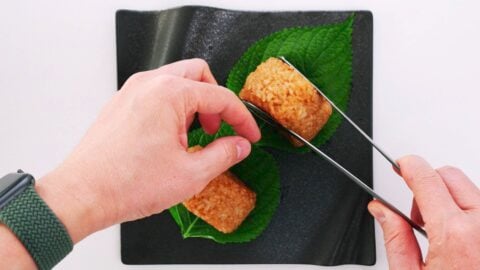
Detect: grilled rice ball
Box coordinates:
(183, 146, 256, 233)
(239, 57, 333, 146)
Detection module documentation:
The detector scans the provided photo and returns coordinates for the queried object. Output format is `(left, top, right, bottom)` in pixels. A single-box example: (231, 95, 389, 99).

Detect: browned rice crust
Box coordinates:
(239, 57, 332, 146)
(183, 146, 256, 233)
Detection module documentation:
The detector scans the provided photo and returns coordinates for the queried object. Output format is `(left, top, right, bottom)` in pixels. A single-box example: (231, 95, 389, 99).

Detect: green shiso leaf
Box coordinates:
(226, 15, 354, 152)
(169, 124, 280, 243)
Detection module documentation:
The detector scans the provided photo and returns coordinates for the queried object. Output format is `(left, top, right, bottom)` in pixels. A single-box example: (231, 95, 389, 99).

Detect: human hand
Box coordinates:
(36, 59, 261, 243)
(368, 155, 480, 269)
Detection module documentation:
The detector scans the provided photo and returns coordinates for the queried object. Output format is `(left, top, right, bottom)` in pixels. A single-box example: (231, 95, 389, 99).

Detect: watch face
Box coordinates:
(0, 173, 34, 209)
(0, 174, 19, 196)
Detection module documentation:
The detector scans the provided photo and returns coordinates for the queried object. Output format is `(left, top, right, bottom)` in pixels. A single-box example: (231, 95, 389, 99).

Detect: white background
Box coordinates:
(1, 0, 479, 269)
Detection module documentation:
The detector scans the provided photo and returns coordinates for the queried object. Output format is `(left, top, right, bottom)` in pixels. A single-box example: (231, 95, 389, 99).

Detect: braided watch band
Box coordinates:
(0, 185, 73, 270)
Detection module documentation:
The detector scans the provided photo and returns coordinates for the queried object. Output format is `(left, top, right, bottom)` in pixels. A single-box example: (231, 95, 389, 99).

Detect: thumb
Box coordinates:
(368, 200, 423, 270)
(188, 136, 251, 183)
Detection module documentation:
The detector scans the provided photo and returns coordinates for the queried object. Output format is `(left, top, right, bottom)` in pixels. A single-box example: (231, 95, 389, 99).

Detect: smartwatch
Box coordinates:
(0, 170, 73, 270)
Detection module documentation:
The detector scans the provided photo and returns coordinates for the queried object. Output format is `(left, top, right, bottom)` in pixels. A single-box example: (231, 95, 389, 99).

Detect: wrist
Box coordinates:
(0, 223, 36, 269)
(37, 164, 114, 243)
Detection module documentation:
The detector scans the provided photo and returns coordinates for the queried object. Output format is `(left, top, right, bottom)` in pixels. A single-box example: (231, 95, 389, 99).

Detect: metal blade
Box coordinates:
(278, 56, 400, 172)
(242, 100, 427, 237)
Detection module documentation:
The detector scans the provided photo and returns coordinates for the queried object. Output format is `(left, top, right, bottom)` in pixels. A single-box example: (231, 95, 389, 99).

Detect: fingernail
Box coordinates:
(368, 205, 386, 223)
(235, 139, 251, 160)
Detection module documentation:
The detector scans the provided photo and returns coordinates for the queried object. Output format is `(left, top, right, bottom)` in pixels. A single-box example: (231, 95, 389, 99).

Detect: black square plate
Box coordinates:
(117, 6, 374, 266)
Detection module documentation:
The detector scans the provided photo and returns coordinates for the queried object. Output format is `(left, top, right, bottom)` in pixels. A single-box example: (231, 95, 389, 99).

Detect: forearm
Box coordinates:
(0, 223, 36, 269)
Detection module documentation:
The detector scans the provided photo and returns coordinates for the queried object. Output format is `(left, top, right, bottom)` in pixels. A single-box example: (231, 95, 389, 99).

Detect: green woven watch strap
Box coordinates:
(0, 185, 73, 270)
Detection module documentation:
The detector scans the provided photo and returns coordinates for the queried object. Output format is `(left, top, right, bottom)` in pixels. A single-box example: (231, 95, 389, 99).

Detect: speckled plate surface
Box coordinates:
(117, 6, 375, 266)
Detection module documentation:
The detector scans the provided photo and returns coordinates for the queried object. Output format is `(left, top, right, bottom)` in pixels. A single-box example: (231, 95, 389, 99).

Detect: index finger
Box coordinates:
(190, 82, 260, 143)
(398, 155, 460, 224)
(137, 58, 218, 84)
(156, 76, 260, 142)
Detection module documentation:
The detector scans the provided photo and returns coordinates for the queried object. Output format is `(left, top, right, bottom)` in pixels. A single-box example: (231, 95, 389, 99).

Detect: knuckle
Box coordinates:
(384, 230, 401, 247)
(438, 165, 462, 175)
(219, 141, 237, 164)
(182, 154, 208, 178)
(220, 88, 240, 106)
(412, 170, 439, 183)
(224, 87, 238, 98)
(180, 161, 209, 195)
(152, 75, 183, 99)
(126, 71, 150, 85)
(384, 230, 409, 255)
(190, 181, 207, 196)
(143, 199, 163, 216)
(179, 86, 198, 113)
(155, 74, 178, 86)
(190, 58, 209, 67)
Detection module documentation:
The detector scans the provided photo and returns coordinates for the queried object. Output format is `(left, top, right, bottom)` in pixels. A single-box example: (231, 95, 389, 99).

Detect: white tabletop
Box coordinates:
(1, 0, 479, 269)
